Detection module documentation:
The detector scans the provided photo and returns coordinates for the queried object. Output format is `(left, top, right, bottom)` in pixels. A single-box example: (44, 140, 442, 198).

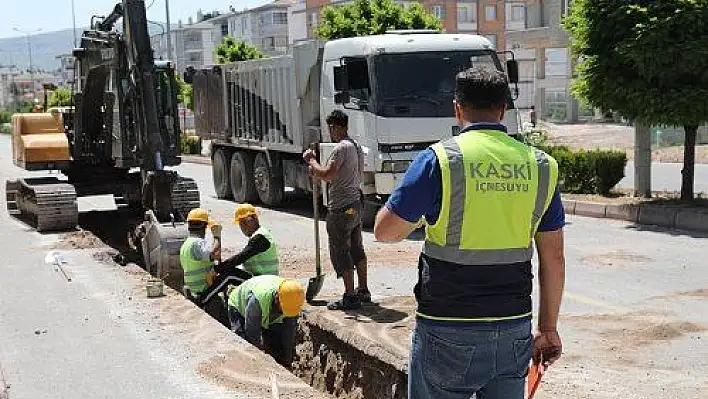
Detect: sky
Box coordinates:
(0, 0, 268, 39)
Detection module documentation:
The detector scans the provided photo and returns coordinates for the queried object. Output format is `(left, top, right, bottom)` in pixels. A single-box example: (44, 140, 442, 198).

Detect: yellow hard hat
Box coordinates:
(234, 203, 258, 224)
(278, 279, 305, 317)
(187, 208, 209, 223)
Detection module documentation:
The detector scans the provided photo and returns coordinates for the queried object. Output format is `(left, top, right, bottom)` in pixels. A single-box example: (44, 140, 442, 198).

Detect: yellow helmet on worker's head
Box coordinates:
(278, 279, 305, 317)
(234, 203, 258, 224)
(187, 208, 209, 223)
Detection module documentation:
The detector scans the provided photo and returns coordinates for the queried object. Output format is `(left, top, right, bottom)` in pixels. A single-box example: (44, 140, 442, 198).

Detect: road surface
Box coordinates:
(0, 134, 706, 398)
(619, 161, 708, 193)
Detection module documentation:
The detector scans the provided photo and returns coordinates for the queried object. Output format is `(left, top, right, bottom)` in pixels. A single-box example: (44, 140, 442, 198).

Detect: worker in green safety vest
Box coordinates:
(196, 203, 281, 307)
(374, 66, 566, 399)
(180, 207, 228, 325)
(227, 275, 305, 367)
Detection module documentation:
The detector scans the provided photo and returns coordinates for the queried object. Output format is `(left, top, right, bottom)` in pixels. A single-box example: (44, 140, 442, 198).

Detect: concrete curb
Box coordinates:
(563, 199, 708, 233)
(182, 155, 211, 165)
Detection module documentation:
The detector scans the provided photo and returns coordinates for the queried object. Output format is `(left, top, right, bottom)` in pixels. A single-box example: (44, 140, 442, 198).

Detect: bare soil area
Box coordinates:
(579, 249, 653, 267)
(544, 122, 708, 164)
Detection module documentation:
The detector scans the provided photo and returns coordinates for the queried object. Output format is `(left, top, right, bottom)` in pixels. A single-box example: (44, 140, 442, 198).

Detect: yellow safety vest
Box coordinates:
(179, 236, 214, 294)
(243, 227, 280, 276)
(424, 128, 558, 265)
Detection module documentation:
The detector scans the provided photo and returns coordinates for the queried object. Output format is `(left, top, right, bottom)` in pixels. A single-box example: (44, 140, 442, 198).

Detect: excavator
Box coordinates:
(5, 0, 199, 288)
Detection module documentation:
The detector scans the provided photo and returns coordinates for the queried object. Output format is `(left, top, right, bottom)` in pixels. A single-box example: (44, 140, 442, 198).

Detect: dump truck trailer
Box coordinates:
(188, 31, 521, 226)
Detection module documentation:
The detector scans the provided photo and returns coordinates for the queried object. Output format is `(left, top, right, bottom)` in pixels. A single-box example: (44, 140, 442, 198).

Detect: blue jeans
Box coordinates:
(408, 317, 533, 399)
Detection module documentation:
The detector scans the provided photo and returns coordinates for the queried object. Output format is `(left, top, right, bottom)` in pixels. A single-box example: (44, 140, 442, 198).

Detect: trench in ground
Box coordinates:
(73, 208, 408, 399)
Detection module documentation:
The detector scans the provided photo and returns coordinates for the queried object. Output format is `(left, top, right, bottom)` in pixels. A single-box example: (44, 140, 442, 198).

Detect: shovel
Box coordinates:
(306, 174, 325, 302)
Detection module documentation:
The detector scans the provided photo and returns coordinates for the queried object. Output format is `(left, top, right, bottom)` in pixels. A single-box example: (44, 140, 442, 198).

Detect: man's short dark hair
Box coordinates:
(455, 67, 509, 110)
(326, 109, 348, 127)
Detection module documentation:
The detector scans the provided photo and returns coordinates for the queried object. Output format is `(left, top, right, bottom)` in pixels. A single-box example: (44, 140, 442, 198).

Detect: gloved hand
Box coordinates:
(208, 219, 223, 238)
(206, 270, 217, 286)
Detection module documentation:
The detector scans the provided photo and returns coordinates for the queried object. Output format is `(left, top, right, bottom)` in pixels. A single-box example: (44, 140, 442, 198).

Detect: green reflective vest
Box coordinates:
(243, 227, 279, 276)
(424, 128, 558, 265)
(179, 236, 214, 294)
(228, 275, 285, 329)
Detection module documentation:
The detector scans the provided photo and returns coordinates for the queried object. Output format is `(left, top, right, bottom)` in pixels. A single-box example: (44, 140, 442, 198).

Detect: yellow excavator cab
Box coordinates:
(12, 112, 70, 171)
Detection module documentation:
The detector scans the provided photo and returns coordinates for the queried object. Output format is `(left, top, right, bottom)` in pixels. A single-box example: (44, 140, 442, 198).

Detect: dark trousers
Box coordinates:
(227, 307, 299, 367)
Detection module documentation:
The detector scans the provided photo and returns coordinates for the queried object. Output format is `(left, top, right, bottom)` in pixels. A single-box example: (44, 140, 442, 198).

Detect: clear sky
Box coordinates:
(0, 0, 267, 39)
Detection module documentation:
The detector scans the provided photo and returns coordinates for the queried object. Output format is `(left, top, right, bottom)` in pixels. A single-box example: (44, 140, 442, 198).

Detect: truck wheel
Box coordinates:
(361, 202, 380, 229)
(212, 148, 232, 199)
(230, 151, 259, 203)
(253, 152, 284, 206)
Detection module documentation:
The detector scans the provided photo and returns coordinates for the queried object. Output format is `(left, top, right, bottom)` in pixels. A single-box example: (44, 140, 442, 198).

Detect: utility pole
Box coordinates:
(165, 0, 173, 62)
(71, 0, 78, 47)
(13, 28, 42, 103)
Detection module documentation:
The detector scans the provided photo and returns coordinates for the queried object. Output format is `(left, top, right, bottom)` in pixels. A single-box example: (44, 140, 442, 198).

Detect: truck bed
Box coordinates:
(192, 41, 323, 154)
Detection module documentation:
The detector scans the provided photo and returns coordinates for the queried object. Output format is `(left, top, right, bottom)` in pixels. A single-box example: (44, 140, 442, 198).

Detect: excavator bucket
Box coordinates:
(133, 210, 189, 290)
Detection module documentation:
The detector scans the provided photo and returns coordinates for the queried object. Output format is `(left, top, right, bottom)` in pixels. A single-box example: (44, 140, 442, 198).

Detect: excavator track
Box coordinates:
(170, 176, 200, 219)
(6, 177, 79, 232)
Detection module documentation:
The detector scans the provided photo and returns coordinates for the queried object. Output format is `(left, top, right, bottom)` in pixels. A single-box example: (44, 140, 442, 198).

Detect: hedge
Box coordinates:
(180, 135, 201, 155)
(535, 145, 627, 195)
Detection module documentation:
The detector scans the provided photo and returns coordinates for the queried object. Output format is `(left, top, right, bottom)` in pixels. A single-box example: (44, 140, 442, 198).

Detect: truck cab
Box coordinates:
(318, 31, 521, 221)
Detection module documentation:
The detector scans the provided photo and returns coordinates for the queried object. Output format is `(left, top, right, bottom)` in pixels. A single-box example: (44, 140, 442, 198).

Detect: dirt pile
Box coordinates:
(54, 230, 105, 249)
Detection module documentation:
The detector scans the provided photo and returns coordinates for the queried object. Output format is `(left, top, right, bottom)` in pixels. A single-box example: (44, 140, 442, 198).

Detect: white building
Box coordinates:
(227, 1, 291, 57)
(151, 16, 217, 73)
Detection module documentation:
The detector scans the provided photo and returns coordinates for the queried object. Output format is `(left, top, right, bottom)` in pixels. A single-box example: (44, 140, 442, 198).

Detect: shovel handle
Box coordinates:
(313, 175, 322, 276)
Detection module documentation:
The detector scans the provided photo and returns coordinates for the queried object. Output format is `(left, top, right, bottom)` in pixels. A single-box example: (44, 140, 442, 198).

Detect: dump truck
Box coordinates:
(187, 30, 521, 226)
(6, 0, 200, 288)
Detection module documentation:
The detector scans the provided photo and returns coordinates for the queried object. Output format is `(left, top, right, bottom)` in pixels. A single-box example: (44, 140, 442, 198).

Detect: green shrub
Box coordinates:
(180, 135, 201, 155)
(535, 145, 627, 195)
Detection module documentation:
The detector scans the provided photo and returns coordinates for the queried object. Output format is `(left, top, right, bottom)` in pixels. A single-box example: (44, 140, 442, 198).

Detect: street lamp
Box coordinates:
(165, 0, 173, 62)
(13, 27, 42, 102)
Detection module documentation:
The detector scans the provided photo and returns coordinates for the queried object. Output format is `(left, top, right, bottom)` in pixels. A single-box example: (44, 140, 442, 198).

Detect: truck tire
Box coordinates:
(230, 151, 259, 203)
(212, 148, 232, 199)
(253, 152, 284, 206)
(361, 202, 380, 229)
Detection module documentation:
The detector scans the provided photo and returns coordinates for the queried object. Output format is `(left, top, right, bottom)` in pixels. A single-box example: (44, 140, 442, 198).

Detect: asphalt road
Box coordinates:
(619, 161, 708, 193)
(1, 134, 706, 398)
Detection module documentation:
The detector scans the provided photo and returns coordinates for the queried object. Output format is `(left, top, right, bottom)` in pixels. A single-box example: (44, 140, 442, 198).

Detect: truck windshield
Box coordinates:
(372, 51, 509, 118)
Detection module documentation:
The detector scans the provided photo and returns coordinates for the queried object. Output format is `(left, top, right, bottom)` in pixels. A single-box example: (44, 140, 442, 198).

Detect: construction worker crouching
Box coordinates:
(196, 203, 280, 307)
(180, 208, 228, 325)
(227, 275, 304, 367)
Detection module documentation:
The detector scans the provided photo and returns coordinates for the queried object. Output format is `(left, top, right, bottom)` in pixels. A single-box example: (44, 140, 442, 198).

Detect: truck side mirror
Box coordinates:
(333, 65, 349, 91)
(506, 60, 519, 84)
(183, 67, 195, 84)
(334, 91, 350, 105)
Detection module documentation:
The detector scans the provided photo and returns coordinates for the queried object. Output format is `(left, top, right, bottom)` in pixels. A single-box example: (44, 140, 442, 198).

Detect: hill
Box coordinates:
(0, 24, 169, 72)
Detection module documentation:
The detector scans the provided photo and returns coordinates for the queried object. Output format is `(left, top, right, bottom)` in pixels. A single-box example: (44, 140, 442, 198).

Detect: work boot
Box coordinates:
(327, 293, 361, 311)
(356, 287, 371, 303)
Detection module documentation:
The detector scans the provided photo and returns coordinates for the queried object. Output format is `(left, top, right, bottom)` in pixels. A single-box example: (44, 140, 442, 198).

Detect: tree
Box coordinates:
(563, 0, 708, 201)
(215, 36, 265, 64)
(48, 87, 73, 107)
(314, 0, 442, 40)
(174, 74, 194, 111)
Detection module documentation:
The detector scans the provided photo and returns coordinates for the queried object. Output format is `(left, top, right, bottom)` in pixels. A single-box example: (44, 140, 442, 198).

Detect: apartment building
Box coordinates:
(505, 0, 582, 122)
(150, 11, 220, 72)
(227, 1, 291, 57)
(296, 0, 532, 49)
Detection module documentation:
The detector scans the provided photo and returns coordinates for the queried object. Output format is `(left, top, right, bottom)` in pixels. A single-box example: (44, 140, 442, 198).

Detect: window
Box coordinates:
(431, 5, 445, 20)
(456, 4, 477, 23)
(308, 12, 318, 26)
(510, 4, 525, 21)
(484, 34, 497, 48)
(545, 47, 568, 76)
(263, 37, 275, 50)
(260, 12, 272, 26)
(220, 23, 228, 36)
(485, 5, 496, 20)
(273, 11, 288, 25)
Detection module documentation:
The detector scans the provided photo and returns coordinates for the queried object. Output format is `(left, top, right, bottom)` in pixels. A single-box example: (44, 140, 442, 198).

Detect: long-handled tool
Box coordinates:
(306, 172, 325, 302)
